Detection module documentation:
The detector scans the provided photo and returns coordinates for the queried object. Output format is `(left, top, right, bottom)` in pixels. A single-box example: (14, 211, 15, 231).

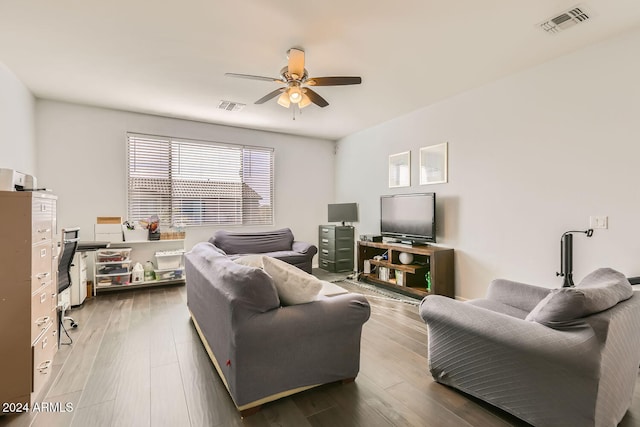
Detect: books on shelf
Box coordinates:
(378, 266, 390, 281)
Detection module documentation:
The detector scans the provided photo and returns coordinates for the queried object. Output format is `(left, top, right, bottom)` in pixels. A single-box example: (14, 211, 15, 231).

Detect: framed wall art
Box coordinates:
(388, 151, 411, 188)
(420, 142, 448, 185)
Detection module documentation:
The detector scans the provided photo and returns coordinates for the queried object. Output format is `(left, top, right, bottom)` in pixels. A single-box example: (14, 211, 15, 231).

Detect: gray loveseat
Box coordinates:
(186, 242, 370, 415)
(420, 268, 640, 427)
(209, 228, 317, 273)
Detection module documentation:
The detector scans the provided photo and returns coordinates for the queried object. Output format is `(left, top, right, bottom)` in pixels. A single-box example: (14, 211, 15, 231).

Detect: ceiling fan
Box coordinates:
(225, 47, 362, 110)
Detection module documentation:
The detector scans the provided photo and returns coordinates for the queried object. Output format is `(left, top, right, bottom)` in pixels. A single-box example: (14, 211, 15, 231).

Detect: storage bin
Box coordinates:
(95, 272, 131, 287)
(95, 223, 123, 243)
(155, 250, 185, 269)
(96, 263, 130, 275)
(96, 248, 132, 262)
(123, 227, 148, 242)
(153, 268, 184, 281)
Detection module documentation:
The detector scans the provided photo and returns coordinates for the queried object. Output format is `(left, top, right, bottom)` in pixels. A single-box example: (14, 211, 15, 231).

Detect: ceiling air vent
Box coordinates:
(539, 6, 591, 34)
(217, 100, 246, 112)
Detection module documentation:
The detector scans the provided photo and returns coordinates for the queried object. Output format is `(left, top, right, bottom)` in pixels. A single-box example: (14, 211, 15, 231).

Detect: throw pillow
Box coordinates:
(525, 268, 633, 326)
(262, 256, 322, 305)
(234, 254, 265, 268)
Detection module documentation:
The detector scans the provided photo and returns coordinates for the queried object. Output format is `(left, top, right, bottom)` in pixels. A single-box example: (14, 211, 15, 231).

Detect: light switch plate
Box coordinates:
(589, 216, 608, 229)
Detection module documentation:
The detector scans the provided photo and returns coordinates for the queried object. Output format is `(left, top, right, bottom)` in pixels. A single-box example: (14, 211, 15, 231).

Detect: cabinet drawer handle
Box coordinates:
(36, 272, 50, 279)
(37, 360, 52, 373)
(35, 316, 50, 327)
(322, 229, 329, 233)
(322, 249, 329, 254)
(36, 316, 50, 327)
(37, 228, 51, 234)
(321, 239, 329, 243)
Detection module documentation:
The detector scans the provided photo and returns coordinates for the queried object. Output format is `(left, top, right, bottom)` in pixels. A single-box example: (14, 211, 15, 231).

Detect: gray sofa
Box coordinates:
(420, 268, 640, 427)
(209, 228, 317, 273)
(185, 242, 370, 415)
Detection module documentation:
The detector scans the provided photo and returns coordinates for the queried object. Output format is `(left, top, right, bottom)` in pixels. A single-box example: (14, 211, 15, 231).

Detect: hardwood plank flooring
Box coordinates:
(3, 280, 640, 427)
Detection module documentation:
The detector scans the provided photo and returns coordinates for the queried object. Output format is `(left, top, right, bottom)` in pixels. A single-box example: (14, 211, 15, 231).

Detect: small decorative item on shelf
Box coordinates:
(398, 252, 414, 265)
(425, 271, 432, 292)
(139, 215, 160, 241)
(160, 230, 187, 240)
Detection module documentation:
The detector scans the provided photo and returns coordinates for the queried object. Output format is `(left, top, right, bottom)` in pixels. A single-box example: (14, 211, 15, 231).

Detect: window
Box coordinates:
(127, 133, 274, 227)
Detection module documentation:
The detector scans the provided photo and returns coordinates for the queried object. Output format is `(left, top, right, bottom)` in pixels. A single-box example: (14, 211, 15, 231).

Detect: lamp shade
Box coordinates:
(299, 93, 312, 108)
(277, 92, 291, 108)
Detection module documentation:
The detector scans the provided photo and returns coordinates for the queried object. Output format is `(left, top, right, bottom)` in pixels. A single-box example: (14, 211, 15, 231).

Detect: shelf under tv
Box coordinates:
(357, 240, 454, 299)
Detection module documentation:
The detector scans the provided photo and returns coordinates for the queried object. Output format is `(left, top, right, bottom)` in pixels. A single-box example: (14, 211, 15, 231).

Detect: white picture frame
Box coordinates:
(388, 151, 411, 188)
(420, 143, 448, 185)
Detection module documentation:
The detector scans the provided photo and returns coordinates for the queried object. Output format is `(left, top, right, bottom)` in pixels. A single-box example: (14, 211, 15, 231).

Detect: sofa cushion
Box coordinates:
(262, 256, 322, 305)
(210, 228, 294, 255)
(234, 254, 265, 268)
(525, 268, 633, 326)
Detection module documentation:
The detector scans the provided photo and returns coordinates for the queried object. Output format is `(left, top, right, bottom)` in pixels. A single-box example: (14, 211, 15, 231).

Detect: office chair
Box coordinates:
(58, 228, 80, 346)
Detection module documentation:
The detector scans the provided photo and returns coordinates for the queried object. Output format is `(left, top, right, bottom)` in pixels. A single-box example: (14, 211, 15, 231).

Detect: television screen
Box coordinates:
(380, 193, 435, 243)
(328, 203, 358, 223)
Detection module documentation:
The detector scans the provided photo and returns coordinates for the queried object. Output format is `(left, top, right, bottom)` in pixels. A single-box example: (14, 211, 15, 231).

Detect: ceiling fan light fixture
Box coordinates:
(288, 85, 302, 103)
(226, 47, 362, 112)
(299, 93, 312, 108)
(277, 92, 291, 108)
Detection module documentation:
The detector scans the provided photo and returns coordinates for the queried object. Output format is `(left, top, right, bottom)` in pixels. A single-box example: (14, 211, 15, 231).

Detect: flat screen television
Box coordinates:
(380, 193, 436, 244)
(328, 202, 358, 225)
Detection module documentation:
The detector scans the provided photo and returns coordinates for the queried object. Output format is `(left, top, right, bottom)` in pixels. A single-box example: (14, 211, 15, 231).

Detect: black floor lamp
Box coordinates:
(556, 229, 594, 287)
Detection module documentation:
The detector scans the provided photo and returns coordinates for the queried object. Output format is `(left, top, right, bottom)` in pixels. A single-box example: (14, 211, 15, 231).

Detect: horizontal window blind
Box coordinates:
(127, 133, 274, 227)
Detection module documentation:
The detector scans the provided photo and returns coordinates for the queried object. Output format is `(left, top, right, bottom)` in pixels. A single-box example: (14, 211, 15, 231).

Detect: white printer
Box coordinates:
(0, 168, 38, 191)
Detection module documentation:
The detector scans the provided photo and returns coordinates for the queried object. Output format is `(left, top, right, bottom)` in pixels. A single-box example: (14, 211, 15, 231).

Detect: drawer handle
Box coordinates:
(322, 249, 329, 254)
(321, 239, 329, 243)
(322, 229, 329, 233)
(37, 228, 51, 234)
(36, 316, 50, 327)
(40, 293, 47, 303)
(37, 272, 50, 279)
(37, 360, 52, 373)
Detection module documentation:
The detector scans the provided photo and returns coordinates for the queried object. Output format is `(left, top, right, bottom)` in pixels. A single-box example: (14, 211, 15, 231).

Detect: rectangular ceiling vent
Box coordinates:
(218, 100, 246, 112)
(539, 6, 591, 34)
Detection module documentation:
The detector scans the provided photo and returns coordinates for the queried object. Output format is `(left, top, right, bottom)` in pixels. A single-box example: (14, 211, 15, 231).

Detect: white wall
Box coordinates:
(336, 27, 640, 299)
(35, 100, 335, 252)
(0, 62, 36, 174)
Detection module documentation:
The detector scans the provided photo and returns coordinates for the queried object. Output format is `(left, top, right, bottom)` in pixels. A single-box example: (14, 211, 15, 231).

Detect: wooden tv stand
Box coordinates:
(357, 241, 454, 298)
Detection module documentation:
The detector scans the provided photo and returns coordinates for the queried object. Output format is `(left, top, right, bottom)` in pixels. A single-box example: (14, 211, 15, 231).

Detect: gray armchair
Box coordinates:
(420, 269, 640, 427)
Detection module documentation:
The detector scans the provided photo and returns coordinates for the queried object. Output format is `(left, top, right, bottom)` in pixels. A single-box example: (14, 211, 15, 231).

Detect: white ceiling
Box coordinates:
(1, 1, 640, 141)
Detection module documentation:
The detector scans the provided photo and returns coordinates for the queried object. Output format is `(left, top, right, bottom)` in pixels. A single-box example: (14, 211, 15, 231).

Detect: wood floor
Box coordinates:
(3, 281, 640, 427)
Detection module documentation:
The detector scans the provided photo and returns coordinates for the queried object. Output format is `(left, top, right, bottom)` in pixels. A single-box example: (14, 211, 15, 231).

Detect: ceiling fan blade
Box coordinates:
(255, 88, 285, 104)
(306, 76, 362, 86)
(287, 48, 305, 80)
(225, 73, 285, 83)
(303, 88, 329, 108)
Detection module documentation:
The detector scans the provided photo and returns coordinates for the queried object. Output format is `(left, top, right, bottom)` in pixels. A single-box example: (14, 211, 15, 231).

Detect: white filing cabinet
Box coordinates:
(70, 251, 87, 306)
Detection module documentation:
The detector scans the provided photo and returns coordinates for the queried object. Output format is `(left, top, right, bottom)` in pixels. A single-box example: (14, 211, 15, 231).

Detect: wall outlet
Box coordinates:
(589, 215, 608, 229)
